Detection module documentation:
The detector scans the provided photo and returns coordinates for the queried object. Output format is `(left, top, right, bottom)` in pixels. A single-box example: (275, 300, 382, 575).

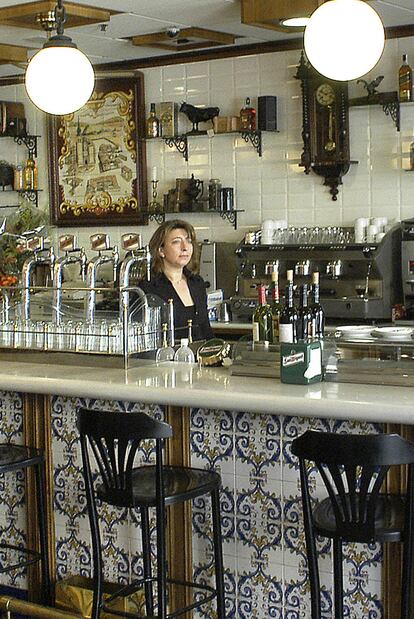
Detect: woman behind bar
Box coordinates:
(139, 219, 213, 342)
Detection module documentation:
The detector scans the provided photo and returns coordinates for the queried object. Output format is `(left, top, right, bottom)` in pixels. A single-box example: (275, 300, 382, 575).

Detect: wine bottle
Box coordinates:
(399, 54, 412, 102)
(310, 272, 325, 339)
(146, 103, 160, 138)
(239, 97, 256, 132)
(279, 284, 298, 344)
(297, 284, 312, 342)
(270, 271, 281, 343)
(252, 284, 272, 343)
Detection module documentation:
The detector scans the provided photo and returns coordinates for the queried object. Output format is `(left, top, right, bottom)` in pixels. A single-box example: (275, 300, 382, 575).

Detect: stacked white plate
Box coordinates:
(370, 326, 414, 341)
(335, 325, 374, 340)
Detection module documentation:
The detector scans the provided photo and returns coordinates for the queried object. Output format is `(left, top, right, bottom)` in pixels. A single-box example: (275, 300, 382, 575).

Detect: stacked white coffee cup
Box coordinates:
(354, 217, 389, 243)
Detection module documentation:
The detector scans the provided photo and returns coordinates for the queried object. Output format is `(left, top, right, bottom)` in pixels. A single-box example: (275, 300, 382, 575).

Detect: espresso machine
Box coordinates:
(231, 225, 402, 323)
(401, 218, 414, 319)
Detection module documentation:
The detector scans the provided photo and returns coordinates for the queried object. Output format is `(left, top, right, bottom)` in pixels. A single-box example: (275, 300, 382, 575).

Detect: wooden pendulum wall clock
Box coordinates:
(296, 52, 354, 200)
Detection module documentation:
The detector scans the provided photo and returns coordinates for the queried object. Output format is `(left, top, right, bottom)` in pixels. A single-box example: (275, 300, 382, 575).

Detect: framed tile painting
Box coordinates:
(48, 75, 148, 226)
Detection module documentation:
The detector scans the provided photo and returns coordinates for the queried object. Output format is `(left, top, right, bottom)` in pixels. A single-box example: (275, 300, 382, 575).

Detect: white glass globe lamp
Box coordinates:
(304, 0, 385, 81)
(25, 34, 95, 115)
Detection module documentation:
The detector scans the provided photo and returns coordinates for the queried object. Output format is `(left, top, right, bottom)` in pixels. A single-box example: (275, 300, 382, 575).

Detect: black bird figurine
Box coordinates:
(356, 75, 384, 97)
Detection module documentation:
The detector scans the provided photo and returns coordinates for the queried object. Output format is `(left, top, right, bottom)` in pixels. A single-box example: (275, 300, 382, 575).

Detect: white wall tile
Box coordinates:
(26, 39, 413, 249)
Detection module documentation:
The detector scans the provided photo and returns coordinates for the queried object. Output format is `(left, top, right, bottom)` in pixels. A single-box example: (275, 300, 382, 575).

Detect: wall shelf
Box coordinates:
(0, 134, 40, 207)
(349, 92, 400, 131)
(141, 208, 244, 230)
(145, 130, 278, 160)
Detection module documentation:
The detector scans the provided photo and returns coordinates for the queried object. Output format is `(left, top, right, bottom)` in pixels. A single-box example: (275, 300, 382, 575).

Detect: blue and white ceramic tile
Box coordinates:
(0, 391, 26, 588)
(0, 392, 389, 617)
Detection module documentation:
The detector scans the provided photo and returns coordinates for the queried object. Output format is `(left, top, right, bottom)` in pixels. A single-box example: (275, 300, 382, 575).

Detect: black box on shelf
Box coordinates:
(258, 96, 277, 131)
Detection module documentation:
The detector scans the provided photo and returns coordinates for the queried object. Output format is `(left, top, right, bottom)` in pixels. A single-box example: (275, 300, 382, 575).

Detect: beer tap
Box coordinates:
(21, 236, 55, 321)
(52, 234, 87, 325)
(85, 234, 119, 323)
(118, 233, 151, 321)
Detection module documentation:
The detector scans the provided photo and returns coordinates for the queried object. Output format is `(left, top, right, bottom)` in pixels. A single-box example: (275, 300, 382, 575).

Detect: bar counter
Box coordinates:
(0, 357, 410, 619)
(0, 358, 411, 423)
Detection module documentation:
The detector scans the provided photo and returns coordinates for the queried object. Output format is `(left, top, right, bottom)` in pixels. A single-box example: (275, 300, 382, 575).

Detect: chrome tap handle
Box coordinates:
(112, 246, 120, 280)
(80, 248, 87, 281)
(90, 233, 110, 252)
(121, 233, 142, 252)
(59, 234, 78, 253)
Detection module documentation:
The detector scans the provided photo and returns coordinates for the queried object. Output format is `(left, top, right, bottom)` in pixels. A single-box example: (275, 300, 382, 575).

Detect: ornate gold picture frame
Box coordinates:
(48, 75, 147, 226)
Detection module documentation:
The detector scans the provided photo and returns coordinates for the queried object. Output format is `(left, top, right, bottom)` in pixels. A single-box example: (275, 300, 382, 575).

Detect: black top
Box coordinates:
(138, 271, 213, 342)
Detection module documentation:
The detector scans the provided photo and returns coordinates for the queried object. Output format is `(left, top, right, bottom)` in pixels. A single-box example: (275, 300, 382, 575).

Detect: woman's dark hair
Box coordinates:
(149, 219, 199, 275)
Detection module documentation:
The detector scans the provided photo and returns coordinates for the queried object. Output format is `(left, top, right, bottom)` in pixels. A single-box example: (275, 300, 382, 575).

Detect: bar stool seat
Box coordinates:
(292, 431, 414, 619)
(77, 407, 226, 619)
(97, 465, 221, 507)
(0, 443, 50, 602)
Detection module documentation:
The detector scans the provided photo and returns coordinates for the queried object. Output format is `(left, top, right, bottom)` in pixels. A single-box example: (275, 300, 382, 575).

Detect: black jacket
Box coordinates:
(139, 271, 213, 342)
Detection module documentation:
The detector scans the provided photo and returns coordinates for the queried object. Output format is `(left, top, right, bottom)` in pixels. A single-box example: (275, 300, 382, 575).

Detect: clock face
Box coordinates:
(315, 83, 335, 106)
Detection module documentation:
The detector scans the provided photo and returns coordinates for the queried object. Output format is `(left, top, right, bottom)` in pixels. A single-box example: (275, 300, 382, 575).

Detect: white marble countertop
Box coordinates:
(0, 357, 412, 424)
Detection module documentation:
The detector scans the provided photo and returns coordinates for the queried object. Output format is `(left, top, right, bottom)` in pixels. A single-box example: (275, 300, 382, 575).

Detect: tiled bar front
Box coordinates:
(0, 389, 384, 619)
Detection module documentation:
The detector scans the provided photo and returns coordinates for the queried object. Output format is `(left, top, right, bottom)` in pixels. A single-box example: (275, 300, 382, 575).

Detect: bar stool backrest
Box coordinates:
(291, 431, 414, 542)
(77, 408, 173, 507)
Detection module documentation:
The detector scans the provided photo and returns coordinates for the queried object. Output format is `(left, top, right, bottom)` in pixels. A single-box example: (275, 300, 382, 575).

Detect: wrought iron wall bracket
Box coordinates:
(19, 189, 40, 208)
(349, 92, 400, 131)
(240, 130, 262, 156)
(14, 134, 38, 158)
(143, 209, 243, 230)
(147, 211, 165, 225)
(219, 210, 240, 229)
(163, 136, 188, 161)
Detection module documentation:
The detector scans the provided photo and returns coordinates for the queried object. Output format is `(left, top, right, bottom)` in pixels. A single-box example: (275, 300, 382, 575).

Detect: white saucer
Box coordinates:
(371, 327, 414, 340)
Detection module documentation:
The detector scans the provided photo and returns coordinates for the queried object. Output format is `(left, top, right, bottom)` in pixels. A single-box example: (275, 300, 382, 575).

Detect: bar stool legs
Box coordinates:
(35, 459, 51, 605)
(141, 507, 154, 617)
(211, 487, 225, 618)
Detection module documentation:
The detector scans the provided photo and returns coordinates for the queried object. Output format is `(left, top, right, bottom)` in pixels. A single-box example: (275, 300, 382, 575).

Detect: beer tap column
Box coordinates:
(52, 234, 87, 325)
(85, 234, 118, 324)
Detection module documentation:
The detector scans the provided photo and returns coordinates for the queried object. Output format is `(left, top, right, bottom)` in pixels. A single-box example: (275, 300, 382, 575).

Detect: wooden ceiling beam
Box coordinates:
(0, 43, 27, 64)
(0, 1, 118, 30)
(131, 27, 235, 51)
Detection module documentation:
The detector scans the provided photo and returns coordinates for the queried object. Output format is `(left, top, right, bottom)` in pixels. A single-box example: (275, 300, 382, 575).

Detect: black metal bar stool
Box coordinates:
(0, 443, 50, 604)
(77, 407, 226, 619)
(291, 431, 414, 619)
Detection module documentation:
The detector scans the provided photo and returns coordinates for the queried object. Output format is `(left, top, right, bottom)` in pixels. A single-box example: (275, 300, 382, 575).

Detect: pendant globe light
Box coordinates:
(25, 0, 94, 115)
(304, 0, 385, 81)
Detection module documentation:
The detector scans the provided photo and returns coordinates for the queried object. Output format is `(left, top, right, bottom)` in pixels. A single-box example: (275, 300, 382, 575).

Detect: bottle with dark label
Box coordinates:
(297, 284, 312, 342)
(270, 271, 281, 343)
(310, 272, 325, 339)
(146, 103, 160, 138)
(252, 284, 272, 343)
(240, 97, 256, 132)
(399, 54, 412, 102)
(279, 283, 298, 344)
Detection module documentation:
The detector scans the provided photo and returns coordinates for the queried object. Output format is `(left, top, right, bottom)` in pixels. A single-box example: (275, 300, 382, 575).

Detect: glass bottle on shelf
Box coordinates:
(399, 54, 412, 102)
(252, 283, 272, 344)
(310, 272, 325, 339)
(14, 164, 24, 191)
(146, 103, 160, 138)
(279, 276, 298, 344)
(270, 271, 281, 343)
(240, 97, 256, 132)
(23, 157, 38, 190)
(297, 284, 312, 342)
